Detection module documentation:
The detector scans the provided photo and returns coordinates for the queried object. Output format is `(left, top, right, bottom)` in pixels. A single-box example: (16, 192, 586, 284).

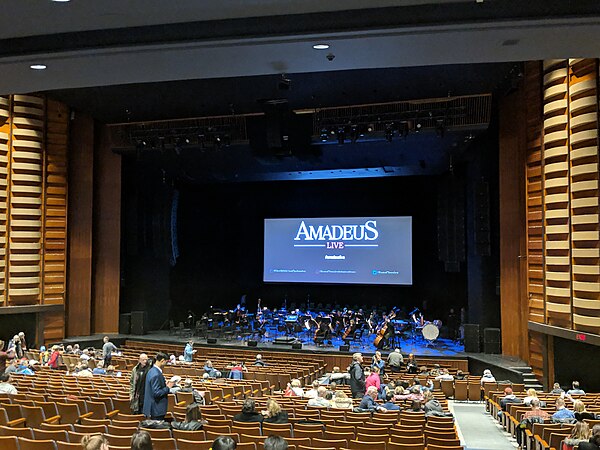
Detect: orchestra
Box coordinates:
(190, 298, 454, 350)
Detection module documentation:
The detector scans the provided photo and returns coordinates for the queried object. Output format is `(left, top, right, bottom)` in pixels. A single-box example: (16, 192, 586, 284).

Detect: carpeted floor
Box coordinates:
(451, 401, 517, 450)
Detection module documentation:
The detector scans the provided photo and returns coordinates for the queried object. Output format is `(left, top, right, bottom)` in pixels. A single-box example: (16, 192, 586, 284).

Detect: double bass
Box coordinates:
(373, 310, 396, 348)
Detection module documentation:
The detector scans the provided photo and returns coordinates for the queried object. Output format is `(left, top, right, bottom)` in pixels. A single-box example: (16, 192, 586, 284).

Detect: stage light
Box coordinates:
(415, 121, 422, 133)
(30, 64, 47, 70)
(320, 128, 329, 142)
(312, 44, 330, 50)
(367, 124, 374, 133)
(385, 125, 394, 143)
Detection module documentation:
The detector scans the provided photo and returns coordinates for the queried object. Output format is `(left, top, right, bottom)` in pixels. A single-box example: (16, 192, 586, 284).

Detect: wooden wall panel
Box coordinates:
(66, 114, 94, 337)
(542, 60, 572, 329)
(92, 125, 120, 333)
(525, 62, 545, 325)
(44, 100, 68, 306)
(568, 59, 600, 335)
(499, 86, 528, 360)
(0, 94, 69, 344)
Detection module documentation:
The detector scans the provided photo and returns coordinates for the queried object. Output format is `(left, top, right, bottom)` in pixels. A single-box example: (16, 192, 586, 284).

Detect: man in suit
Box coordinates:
(143, 352, 174, 419)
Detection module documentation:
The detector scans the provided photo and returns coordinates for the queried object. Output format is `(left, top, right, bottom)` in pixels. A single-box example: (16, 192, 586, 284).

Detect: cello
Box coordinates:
(373, 310, 396, 347)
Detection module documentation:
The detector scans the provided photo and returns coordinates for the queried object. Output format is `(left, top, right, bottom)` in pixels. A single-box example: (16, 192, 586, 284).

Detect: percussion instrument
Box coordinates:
(422, 323, 440, 341)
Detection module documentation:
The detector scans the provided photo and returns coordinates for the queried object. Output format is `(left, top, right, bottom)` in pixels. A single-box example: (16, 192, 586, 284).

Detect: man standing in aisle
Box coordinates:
(102, 336, 118, 368)
(130, 353, 150, 414)
(143, 352, 174, 420)
(348, 352, 366, 399)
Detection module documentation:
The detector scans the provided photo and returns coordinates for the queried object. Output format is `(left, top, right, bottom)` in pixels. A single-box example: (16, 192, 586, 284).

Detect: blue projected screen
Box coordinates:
(263, 216, 412, 285)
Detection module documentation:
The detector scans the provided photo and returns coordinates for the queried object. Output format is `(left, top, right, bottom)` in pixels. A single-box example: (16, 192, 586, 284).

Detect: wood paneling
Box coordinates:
(66, 114, 94, 336)
(92, 125, 120, 333)
(0, 95, 69, 344)
(499, 80, 528, 360)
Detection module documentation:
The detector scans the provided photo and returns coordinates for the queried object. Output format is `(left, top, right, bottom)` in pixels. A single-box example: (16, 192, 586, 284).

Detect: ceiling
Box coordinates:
(1, 1, 598, 181)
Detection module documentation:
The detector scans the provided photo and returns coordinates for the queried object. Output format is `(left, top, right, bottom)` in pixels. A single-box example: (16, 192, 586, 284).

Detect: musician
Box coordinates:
(410, 308, 424, 327)
(314, 315, 333, 344)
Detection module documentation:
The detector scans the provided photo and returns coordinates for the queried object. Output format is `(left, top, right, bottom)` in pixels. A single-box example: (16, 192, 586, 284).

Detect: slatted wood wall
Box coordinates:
(0, 94, 68, 341)
(524, 59, 600, 364)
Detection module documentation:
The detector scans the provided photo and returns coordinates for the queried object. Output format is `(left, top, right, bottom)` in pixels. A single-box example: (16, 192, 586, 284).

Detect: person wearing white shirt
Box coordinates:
(0, 373, 17, 395)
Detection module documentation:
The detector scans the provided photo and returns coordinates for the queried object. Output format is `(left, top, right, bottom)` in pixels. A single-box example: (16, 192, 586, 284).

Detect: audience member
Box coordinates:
(550, 382, 565, 395)
(387, 348, 403, 373)
(233, 398, 263, 423)
(574, 400, 597, 421)
(183, 340, 196, 362)
(329, 366, 350, 384)
(359, 386, 386, 412)
(307, 386, 330, 407)
(102, 336, 118, 367)
(409, 400, 424, 412)
(142, 352, 174, 420)
(304, 380, 320, 399)
(423, 390, 444, 416)
(131, 430, 153, 450)
(212, 435, 237, 450)
(579, 424, 600, 450)
(480, 369, 496, 385)
(381, 392, 400, 411)
(284, 379, 304, 397)
(262, 398, 289, 424)
(264, 435, 289, 450)
(435, 368, 454, 381)
(48, 345, 61, 369)
(552, 397, 575, 422)
(203, 360, 221, 378)
(349, 352, 366, 398)
(371, 350, 385, 375)
(130, 353, 150, 414)
(563, 421, 591, 449)
(0, 373, 17, 394)
(172, 402, 207, 430)
(331, 390, 353, 410)
(455, 370, 466, 380)
(499, 387, 522, 412)
(522, 388, 539, 406)
(92, 360, 106, 375)
(254, 354, 266, 366)
(567, 381, 586, 396)
(81, 434, 109, 450)
(523, 399, 550, 421)
(365, 365, 381, 391)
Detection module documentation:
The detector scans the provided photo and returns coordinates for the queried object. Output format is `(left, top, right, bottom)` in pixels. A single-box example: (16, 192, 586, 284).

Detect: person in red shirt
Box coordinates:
(47, 346, 61, 369)
(365, 366, 381, 392)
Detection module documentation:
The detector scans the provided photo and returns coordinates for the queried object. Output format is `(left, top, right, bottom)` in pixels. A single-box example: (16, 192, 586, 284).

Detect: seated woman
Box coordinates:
(331, 390, 353, 410)
(203, 360, 222, 378)
(423, 390, 444, 416)
(480, 369, 496, 385)
(574, 400, 597, 421)
(408, 400, 424, 412)
(522, 388, 539, 406)
(563, 421, 591, 450)
(284, 378, 304, 397)
(172, 402, 207, 430)
(233, 399, 263, 423)
(262, 398, 289, 423)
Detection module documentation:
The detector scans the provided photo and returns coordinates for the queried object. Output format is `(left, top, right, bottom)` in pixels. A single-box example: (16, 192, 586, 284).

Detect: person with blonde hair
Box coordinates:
(262, 398, 289, 423)
(574, 399, 596, 421)
(580, 424, 600, 450)
(331, 390, 353, 410)
(284, 378, 304, 397)
(564, 421, 591, 449)
(523, 388, 538, 406)
(81, 434, 109, 450)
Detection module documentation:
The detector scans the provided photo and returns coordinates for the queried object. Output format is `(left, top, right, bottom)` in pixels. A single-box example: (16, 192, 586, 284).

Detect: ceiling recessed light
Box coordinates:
(52, 0, 71, 2)
(312, 44, 330, 50)
(30, 64, 47, 70)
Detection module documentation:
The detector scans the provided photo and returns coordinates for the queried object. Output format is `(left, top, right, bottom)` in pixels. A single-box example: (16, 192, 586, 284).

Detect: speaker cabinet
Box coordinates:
(207, 338, 217, 344)
(339, 345, 350, 352)
(130, 311, 147, 335)
(291, 343, 302, 350)
(247, 340, 258, 347)
(484, 327, 501, 354)
(119, 313, 131, 335)
(463, 323, 480, 353)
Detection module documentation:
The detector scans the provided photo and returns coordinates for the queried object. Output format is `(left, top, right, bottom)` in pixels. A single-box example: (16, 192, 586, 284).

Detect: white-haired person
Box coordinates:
(359, 386, 387, 412)
(480, 368, 496, 385)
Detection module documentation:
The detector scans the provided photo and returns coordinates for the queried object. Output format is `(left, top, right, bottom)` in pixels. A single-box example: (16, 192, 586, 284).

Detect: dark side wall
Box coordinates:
(553, 337, 600, 392)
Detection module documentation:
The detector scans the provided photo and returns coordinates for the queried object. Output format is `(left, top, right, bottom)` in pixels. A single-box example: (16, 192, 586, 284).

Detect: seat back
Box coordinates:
(0, 435, 19, 450)
(18, 437, 59, 450)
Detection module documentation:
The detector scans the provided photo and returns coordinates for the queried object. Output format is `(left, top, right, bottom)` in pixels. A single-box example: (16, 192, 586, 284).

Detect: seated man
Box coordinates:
(566, 381, 585, 396)
(435, 368, 454, 381)
(499, 387, 522, 412)
(304, 381, 320, 399)
(552, 397, 575, 422)
(381, 392, 400, 411)
(359, 386, 387, 412)
(307, 386, 330, 407)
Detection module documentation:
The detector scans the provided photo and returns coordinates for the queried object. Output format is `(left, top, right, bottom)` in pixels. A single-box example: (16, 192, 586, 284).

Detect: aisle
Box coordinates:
(450, 402, 517, 450)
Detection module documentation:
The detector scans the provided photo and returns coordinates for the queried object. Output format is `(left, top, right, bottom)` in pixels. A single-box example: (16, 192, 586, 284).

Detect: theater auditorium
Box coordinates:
(0, 2, 600, 450)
